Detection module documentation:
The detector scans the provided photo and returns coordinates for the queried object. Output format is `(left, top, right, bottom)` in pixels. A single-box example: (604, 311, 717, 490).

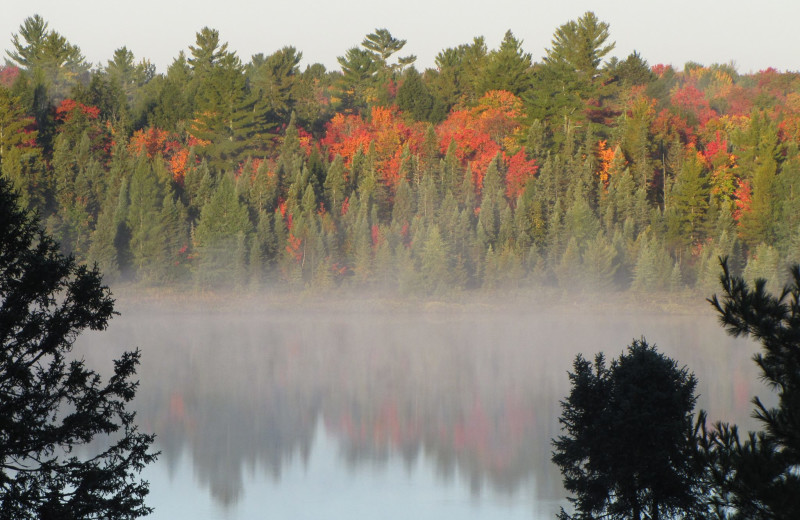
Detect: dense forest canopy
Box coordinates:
(2, 12, 799, 295)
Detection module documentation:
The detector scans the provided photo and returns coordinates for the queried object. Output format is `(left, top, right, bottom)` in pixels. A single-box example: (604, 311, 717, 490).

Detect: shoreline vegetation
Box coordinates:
(2, 12, 799, 307)
(109, 283, 713, 317)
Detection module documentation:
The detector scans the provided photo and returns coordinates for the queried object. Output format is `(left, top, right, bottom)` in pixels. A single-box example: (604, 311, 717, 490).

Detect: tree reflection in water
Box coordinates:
(75, 303, 760, 516)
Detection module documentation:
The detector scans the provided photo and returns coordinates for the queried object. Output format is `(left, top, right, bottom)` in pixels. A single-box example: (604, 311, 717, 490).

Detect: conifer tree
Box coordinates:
(0, 176, 157, 519)
(127, 157, 165, 282)
(194, 173, 252, 287)
(703, 260, 800, 519)
(481, 30, 532, 96)
(553, 340, 703, 520)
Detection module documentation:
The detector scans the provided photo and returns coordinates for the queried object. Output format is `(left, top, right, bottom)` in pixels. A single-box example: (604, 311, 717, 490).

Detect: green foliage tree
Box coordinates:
(7, 15, 89, 100)
(189, 27, 260, 168)
(126, 157, 165, 282)
(335, 47, 378, 114)
(702, 260, 800, 519)
(361, 28, 416, 79)
(481, 30, 532, 96)
(396, 67, 435, 121)
(193, 173, 252, 286)
(532, 12, 615, 139)
(0, 176, 156, 518)
(0, 87, 35, 167)
(545, 12, 615, 82)
(248, 46, 303, 128)
(552, 339, 704, 520)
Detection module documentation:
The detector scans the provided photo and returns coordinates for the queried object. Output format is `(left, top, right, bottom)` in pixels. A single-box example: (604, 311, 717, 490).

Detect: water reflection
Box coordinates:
(75, 303, 762, 519)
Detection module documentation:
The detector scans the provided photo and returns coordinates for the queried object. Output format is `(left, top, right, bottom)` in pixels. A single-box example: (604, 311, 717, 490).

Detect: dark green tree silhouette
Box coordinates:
(552, 340, 704, 520)
(701, 259, 800, 519)
(0, 176, 156, 518)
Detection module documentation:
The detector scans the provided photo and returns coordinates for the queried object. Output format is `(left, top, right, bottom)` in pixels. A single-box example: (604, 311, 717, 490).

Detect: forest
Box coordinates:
(2, 12, 800, 295)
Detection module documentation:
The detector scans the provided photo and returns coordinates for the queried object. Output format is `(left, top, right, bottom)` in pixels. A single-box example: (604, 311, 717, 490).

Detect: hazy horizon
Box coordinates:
(3, 2, 798, 75)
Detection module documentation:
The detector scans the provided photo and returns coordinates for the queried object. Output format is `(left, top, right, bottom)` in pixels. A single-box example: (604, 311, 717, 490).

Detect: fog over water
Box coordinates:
(75, 298, 762, 520)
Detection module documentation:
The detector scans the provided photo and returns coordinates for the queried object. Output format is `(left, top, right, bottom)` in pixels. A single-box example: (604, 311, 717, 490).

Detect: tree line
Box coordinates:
(2, 12, 800, 294)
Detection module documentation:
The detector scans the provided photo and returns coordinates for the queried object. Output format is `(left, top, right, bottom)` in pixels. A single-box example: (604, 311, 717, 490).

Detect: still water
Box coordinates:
(76, 300, 762, 520)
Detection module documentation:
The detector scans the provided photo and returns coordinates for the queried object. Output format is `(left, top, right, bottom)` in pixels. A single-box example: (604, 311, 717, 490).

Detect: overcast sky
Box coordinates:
(2, 1, 797, 75)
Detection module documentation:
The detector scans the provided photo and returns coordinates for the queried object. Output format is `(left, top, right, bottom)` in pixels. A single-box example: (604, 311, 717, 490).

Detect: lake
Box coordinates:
(75, 299, 763, 520)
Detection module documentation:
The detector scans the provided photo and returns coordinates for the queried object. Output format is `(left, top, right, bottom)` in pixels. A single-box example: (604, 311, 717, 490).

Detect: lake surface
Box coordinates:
(75, 300, 763, 520)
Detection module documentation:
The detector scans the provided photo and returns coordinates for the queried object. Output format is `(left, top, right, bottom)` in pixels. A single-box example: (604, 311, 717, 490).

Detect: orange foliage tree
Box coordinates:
(321, 106, 425, 189)
(436, 90, 527, 194)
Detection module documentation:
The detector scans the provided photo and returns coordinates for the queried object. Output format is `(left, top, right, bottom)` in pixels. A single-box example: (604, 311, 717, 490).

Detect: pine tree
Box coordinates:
(553, 340, 703, 520)
(481, 30, 532, 96)
(703, 260, 800, 519)
(87, 188, 121, 281)
(0, 176, 157, 519)
(324, 155, 347, 215)
(420, 224, 450, 294)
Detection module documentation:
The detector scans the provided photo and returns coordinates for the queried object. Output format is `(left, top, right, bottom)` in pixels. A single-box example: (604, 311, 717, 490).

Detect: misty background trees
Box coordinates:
(2, 12, 800, 295)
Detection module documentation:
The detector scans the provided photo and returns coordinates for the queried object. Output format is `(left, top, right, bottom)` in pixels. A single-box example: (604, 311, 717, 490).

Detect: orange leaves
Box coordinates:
(652, 108, 695, 144)
(733, 178, 752, 224)
(505, 148, 538, 200)
(320, 90, 528, 197)
(286, 232, 302, 262)
(129, 127, 168, 159)
(437, 90, 526, 192)
(128, 128, 200, 183)
(596, 140, 615, 187)
(55, 99, 100, 123)
(321, 106, 425, 189)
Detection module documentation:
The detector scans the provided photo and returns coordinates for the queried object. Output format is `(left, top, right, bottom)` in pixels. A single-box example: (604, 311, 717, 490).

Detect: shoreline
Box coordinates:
(108, 283, 715, 318)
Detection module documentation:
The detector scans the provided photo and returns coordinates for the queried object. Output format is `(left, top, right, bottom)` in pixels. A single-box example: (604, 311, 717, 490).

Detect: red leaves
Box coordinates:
(671, 85, 715, 126)
(321, 106, 425, 190)
(371, 224, 383, 249)
(0, 65, 20, 88)
(56, 99, 100, 123)
(286, 233, 302, 262)
(733, 178, 752, 224)
(437, 90, 525, 194)
(651, 64, 672, 78)
(505, 148, 538, 200)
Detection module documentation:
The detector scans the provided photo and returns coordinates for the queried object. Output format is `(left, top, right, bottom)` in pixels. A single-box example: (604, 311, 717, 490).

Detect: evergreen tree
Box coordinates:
(87, 188, 121, 281)
(703, 260, 800, 519)
(481, 30, 532, 96)
(126, 157, 165, 282)
(553, 340, 704, 520)
(194, 173, 252, 287)
(0, 176, 156, 519)
(324, 155, 347, 215)
(667, 147, 709, 249)
(420, 224, 450, 294)
(396, 67, 434, 121)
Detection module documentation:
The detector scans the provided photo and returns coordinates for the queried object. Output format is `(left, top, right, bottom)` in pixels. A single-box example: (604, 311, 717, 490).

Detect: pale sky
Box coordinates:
(1, 1, 797, 75)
